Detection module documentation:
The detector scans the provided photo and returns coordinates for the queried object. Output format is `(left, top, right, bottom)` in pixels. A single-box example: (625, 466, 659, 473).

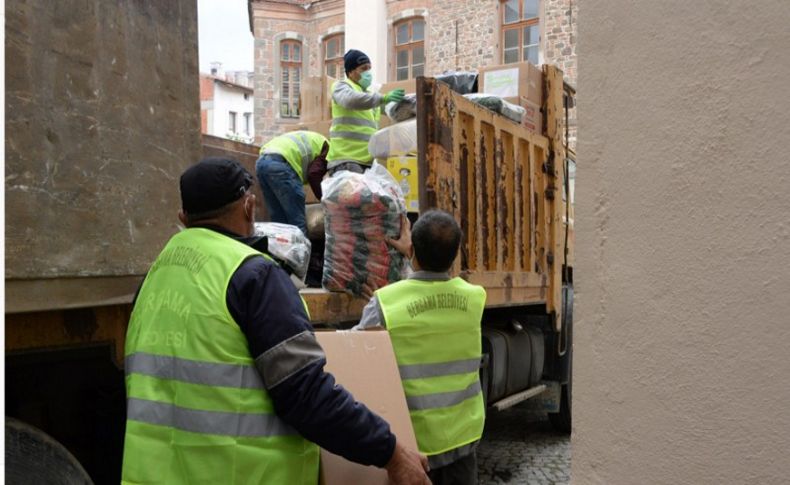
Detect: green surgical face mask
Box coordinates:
(358, 71, 372, 89)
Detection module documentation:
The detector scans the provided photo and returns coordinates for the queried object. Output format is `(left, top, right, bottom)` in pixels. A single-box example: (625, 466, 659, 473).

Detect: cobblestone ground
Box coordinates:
(477, 407, 570, 484)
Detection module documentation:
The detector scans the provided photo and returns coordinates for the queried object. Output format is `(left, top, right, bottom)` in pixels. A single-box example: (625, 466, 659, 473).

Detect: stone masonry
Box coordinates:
(249, 0, 577, 143)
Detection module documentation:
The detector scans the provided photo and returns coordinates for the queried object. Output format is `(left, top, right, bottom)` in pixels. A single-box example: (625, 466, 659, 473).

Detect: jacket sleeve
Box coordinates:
(332, 81, 384, 110)
(352, 295, 385, 330)
(227, 257, 396, 467)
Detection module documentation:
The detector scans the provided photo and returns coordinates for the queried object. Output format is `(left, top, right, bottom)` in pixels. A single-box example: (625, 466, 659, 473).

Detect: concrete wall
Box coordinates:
(5, 0, 200, 284)
(575, 1, 790, 484)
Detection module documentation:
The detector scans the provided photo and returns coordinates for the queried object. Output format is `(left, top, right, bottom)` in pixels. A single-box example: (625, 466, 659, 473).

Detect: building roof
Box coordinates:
(247, 0, 325, 32)
(200, 73, 254, 94)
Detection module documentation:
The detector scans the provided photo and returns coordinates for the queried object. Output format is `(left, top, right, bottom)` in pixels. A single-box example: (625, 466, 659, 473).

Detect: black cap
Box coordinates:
(179, 157, 254, 214)
(344, 49, 371, 75)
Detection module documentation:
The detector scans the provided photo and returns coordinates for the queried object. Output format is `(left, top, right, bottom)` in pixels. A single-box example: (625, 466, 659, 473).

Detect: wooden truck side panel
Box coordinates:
(416, 73, 566, 331)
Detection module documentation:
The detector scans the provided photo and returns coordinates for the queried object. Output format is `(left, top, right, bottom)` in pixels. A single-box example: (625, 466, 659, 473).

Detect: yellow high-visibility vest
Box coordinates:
(123, 228, 319, 485)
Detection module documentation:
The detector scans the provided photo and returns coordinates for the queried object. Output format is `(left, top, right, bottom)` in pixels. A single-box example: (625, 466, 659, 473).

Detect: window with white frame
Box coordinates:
(501, 0, 540, 65)
(324, 34, 345, 80)
(394, 18, 425, 81)
(229, 111, 237, 132)
(280, 40, 302, 118)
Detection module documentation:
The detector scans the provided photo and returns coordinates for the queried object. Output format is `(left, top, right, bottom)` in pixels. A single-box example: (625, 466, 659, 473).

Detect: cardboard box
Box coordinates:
(284, 120, 332, 138)
(300, 77, 325, 122)
(381, 79, 417, 95)
(385, 156, 419, 213)
(315, 330, 419, 485)
(519, 96, 543, 134)
(478, 61, 543, 106)
(324, 76, 337, 120)
(300, 76, 336, 122)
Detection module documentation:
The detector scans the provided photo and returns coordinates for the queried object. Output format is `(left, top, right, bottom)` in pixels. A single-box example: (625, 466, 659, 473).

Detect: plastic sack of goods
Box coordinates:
(253, 222, 312, 281)
(435, 71, 478, 95)
(321, 162, 406, 296)
(463, 93, 526, 124)
(384, 94, 417, 122)
(368, 119, 418, 159)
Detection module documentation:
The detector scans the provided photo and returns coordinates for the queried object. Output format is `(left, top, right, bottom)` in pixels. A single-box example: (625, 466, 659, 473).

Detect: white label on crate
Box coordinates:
(483, 68, 519, 98)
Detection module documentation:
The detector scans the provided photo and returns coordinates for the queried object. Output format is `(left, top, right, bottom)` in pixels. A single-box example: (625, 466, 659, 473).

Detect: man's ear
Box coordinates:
(178, 210, 188, 226)
(245, 193, 256, 221)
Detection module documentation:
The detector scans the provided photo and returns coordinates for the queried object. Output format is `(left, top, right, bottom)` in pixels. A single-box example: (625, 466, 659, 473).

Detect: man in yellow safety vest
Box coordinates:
(256, 130, 328, 235)
(355, 210, 487, 485)
(122, 157, 430, 484)
(325, 49, 405, 175)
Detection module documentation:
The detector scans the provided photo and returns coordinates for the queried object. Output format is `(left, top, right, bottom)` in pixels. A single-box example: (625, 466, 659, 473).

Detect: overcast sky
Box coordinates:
(198, 0, 254, 73)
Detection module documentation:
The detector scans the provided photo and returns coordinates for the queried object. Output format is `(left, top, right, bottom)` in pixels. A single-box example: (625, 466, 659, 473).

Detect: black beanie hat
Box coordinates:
(344, 49, 371, 75)
(179, 157, 254, 214)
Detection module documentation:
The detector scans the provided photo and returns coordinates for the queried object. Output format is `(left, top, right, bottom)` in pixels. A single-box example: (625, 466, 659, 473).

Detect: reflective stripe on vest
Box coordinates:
(327, 80, 379, 165)
(262, 131, 326, 182)
(122, 228, 319, 485)
(378, 277, 487, 459)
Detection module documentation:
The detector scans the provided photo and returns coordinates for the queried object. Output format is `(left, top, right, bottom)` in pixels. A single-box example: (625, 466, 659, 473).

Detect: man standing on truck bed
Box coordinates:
(355, 210, 487, 485)
(121, 157, 430, 484)
(255, 130, 329, 235)
(326, 49, 405, 175)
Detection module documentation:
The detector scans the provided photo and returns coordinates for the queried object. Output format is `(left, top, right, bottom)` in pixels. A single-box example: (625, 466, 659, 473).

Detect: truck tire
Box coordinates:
(5, 418, 93, 485)
(548, 285, 573, 435)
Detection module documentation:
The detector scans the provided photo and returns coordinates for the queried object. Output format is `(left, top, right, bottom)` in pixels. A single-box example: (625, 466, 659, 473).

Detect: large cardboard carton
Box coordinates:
(315, 330, 419, 485)
(385, 156, 419, 213)
(284, 120, 332, 138)
(478, 61, 543, 106)
(300, 76, 336, 122)
(519, 96, 543, 134)
(300, 77, 325, 122)
(381, 79, 417, 95)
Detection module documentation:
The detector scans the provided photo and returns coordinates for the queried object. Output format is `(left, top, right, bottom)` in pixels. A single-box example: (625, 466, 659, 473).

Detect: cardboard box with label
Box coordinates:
(478, 61, 543, 106)
(315, 330, 419, 485)
(519, 96, 543, 134)
(385, 156, 419, 213)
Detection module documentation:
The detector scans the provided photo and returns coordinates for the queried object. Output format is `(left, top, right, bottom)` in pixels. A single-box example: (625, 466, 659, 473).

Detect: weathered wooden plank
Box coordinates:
(301, 289, 368, 325)
(501, 131, 516, 272)
(481, 121, 497, 270)
(544, 65, 567, 331)
(460, 111, 477, 271)
(494, 127, 505, 272)
(462, 270, 544, 288)
(473, 116, 485, 271)
(5, 306, 131, 368)
(477, 287, 546, 309)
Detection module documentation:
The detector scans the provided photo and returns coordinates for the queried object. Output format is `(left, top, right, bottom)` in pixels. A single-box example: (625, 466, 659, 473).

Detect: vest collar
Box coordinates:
(408, 270, 450, 281)
(192, 224, 268, 253)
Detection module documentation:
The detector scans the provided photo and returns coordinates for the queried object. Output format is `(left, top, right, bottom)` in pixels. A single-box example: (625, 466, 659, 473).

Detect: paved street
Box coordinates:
(477, 408, 570, 484)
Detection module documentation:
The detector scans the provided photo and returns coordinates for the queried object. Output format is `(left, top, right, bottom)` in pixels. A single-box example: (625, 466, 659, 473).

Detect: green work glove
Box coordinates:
(384, 88, 406, 104)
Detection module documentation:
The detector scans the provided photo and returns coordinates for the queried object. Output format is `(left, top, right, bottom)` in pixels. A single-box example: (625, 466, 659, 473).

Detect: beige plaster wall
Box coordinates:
(574, 1, 790, 484)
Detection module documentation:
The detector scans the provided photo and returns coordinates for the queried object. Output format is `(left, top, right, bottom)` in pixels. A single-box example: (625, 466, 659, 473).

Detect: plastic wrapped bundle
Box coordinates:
(385, 94, 417, 122)
(254, 222, 312, 281)
(435, 71, 478, 94)
(368, 119, 418, 159)
(321, 163, 406, 296)
(463, 94, 526, 124)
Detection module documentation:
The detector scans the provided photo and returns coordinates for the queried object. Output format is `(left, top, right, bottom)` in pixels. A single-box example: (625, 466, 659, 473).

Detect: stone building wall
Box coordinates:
(250, 0, 576, 142)
(251, 1, 343, 141)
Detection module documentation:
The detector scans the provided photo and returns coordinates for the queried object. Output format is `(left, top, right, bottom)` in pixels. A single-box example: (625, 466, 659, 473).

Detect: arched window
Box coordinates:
(324, 34, 345, 80)
(501, 0, 540, 65)
(280, 39, 302, 118)
(393, 18, 425, 81)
